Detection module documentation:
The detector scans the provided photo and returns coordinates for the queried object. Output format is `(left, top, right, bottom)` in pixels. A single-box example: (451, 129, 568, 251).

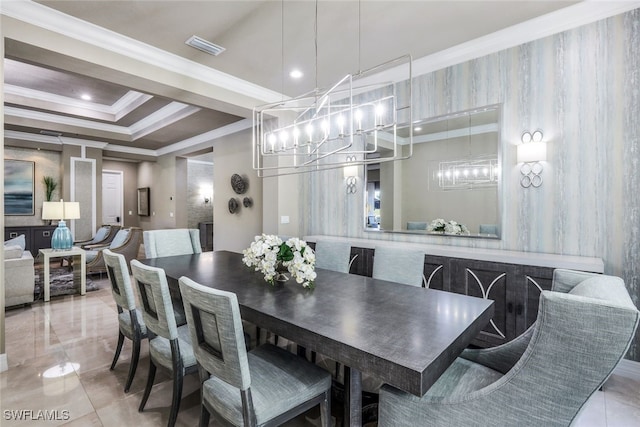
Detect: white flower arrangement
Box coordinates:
(427, 218, 470, 235)
(242, 234, 317, 288)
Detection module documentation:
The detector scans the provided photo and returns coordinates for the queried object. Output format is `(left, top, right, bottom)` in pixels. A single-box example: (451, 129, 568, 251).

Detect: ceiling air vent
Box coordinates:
(185, 35, 225, 56)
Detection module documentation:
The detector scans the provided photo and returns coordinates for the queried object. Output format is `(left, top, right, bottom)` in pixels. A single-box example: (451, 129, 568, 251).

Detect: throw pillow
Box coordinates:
(4, 234, 26, 251)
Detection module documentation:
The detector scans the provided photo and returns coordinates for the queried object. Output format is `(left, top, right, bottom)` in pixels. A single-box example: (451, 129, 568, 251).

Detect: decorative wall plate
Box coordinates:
(228, 198, 239, 214)
(230, 174, 247, 194)
(243, 197, 253, 208)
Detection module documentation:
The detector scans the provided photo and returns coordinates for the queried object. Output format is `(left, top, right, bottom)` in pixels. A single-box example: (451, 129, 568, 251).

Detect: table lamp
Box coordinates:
(42, 199, 81, 250)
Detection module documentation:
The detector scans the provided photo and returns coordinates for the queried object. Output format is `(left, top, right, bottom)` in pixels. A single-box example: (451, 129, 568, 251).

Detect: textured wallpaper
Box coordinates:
(303, 9, 640, 360)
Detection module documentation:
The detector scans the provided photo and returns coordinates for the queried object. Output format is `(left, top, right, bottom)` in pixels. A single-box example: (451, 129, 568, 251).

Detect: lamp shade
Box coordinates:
(517, 142, 547, 163)
(42, 201, 64, 220)
(63, 202, 80, 220)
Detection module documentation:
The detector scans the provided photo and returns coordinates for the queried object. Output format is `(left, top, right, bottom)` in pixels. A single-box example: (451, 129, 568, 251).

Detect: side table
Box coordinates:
(39, 247, 86, 302)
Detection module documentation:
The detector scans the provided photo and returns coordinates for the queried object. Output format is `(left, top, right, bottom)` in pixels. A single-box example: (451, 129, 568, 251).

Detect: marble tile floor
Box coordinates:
(1, 276, 639, 426)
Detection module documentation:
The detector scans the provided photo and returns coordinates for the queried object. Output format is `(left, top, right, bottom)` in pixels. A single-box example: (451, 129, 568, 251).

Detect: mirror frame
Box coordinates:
(363, 104, 503, 239)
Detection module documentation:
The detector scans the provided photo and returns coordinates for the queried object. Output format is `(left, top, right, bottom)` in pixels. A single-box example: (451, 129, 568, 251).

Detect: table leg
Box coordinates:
(44, 254, 51, 302)
(79, 253, 86, 295)
(343, 366, 362, 427)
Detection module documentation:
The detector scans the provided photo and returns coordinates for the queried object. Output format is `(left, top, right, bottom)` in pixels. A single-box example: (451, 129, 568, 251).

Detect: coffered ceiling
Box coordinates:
(5, 0, 632, 161)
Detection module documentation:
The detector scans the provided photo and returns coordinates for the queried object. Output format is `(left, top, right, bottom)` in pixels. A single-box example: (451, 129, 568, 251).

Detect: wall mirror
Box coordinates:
(364, 104, 502, 238)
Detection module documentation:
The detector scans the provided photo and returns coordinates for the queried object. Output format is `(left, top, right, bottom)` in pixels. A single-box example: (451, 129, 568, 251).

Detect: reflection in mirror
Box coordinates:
(364, 105, 501, 238)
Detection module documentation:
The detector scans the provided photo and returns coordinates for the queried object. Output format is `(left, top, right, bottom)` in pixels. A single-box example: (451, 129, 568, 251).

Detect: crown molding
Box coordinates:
(4, 84, 153, 123)
(156, 118, 253, 157)
(4, 105, 131, 135)
(0, 0, 284, 105)
(129, 102, 200, 141)
(4, 129, 109, 149)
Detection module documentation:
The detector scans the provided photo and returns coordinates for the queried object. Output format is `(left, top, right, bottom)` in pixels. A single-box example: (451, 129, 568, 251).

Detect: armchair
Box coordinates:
(4, 236, 35, 308)
(378, 269, 640, 427)
(86, 227, 142, 275)
(74, 224, 121, 249)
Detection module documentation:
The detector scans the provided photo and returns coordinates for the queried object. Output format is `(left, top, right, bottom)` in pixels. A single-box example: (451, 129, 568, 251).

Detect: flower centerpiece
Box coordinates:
(242, 234, 317, 288)
(427, 218, 470, 235)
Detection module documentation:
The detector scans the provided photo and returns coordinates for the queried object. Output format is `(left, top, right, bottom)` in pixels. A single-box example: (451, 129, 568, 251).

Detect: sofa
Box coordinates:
(4, 234, 35, 308)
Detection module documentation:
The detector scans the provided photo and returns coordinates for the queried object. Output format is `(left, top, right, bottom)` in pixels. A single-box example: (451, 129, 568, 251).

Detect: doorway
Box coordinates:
(102, 170, 124, 226)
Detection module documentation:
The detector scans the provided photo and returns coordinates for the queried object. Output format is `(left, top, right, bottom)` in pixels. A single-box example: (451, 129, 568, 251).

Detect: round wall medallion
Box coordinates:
(228, 198, 239, 214)
(243, 197, 253, 208)
(230, 174, 247, 194)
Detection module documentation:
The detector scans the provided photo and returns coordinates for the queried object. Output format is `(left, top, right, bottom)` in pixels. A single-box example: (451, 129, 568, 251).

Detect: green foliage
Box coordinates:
(42, 176, 58, 201)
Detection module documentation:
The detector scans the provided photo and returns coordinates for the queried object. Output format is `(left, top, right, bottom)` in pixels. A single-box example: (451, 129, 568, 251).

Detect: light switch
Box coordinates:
(128, 210, 132, 215)
(170, 212, 174, 217)
(281, 215, 290, 224)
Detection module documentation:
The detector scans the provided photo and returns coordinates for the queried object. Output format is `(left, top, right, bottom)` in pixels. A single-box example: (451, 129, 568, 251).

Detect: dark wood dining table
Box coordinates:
(139, 250, 494, 426)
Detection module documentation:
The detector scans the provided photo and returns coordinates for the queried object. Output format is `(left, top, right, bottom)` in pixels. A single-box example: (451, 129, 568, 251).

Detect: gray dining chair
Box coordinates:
(143, 228, 202, 258)
(378, 269, 640, 427)
(314, 240, 355, 274)
(130, 259, 197, 427)
(406, 221, 428, 231)
(104, 249, 147, 393)
(372, 246, 425, 287)
(479, 224, 498, 235)
(178, 276, 332, 427)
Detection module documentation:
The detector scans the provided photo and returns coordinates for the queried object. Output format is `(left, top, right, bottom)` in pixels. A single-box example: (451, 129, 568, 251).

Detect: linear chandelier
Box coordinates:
(252, 1, 412, 177)
(437, 157, 500, 190)
(253, 56, 412, 177)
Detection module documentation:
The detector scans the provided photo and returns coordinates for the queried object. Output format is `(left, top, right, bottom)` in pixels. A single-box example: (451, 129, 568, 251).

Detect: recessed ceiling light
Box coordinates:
(414, 126, 422, 132)
(289, 69, 303, 79)
(81, 94, 92, 101)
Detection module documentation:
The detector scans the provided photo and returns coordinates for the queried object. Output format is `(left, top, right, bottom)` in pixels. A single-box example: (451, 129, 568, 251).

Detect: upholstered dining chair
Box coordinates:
(314, 240, 356, 274)
(378, 269, 640, 427)
(103, 249, 147, 393)
(479, 224, 498, 236)
(372, 246, 425, 287)
(178, 276, 332, 427)
(143, 228, 201, 258)
(130, 260, 197, 427)
(85, 227, 143, 275)
(406, 221, 428, 231)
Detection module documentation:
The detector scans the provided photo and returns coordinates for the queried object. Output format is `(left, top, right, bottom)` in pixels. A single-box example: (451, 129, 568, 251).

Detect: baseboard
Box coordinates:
(614, 358, 640, 381)
(0, 353, 7, 373)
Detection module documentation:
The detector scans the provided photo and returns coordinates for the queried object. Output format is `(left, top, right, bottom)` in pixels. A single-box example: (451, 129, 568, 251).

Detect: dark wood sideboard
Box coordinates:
(308, 241, 602, 349)
(5, 225, 58, 257)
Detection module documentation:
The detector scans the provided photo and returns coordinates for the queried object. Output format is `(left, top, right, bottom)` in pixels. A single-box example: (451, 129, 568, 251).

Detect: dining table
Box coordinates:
(139, 250, 494, 426)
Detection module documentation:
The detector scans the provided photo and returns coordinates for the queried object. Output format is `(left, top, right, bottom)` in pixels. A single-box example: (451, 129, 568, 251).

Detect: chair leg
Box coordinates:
(320, 390, 331, 427)
(199, 404, 210, 427)
(124, 336, 142, 393)
(139, 359, 156, 412)
(110, 331, 125, 370)
(168, 368, 184, 427)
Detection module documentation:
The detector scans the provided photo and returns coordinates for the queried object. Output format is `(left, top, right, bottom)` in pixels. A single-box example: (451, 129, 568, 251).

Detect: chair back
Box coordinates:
(130, 259, 178, 340)
(372, 246, 425, 287)
(407, 221, 427, 230)
(143, 229, 202, 258)
(500, 272, 639, 423)
(103, 249, 137, 311)
(315, 240, 351, 273)
(179, 276, 251, 391)
(110, 228, 131, 249)
(479, 224, 498, 235)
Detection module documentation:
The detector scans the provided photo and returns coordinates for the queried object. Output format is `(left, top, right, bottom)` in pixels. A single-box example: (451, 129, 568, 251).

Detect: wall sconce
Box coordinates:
(200, 185, 213, 204)
(344, 155, 358, 194)
(517, 130, 546, 188)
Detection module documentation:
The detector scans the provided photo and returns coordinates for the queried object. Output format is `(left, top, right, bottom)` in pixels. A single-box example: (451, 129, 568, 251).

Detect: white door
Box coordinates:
(102, 170, 123, 225)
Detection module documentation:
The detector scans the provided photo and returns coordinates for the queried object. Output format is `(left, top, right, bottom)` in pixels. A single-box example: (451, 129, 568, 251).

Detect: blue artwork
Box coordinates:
(4, 159, 35, 215)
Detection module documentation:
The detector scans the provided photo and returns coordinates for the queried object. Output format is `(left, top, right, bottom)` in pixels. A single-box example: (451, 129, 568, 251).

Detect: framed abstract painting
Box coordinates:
(4, 159, 35, 215)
